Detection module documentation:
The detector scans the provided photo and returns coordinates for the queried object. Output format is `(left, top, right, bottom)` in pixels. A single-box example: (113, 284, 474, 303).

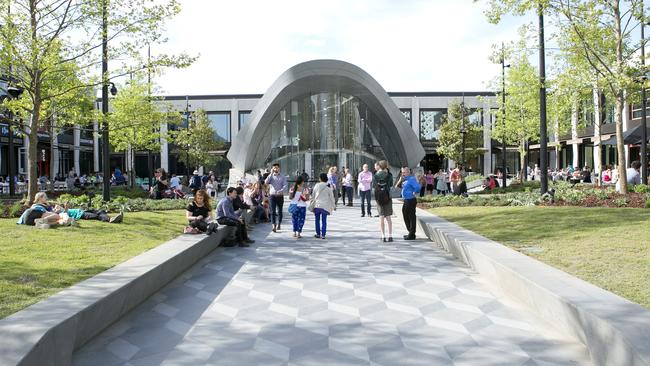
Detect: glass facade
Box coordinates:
(400, 109, 412, 126)
(239, 111, 252, 129)
(419, 109, 446, 141)
(251, 92, 389, 178)
(206, 112, 231, 143)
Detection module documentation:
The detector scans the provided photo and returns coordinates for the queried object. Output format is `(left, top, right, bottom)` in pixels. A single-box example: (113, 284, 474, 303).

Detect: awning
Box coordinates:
(600, 125, 650, 145)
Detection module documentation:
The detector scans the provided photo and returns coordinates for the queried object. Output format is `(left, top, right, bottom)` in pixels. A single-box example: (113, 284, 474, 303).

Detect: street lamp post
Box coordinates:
(539, 3, 549, 194)
(460, 94, 466, 166)
(101, 0, 110, 202)
(501, 43, 510, 188)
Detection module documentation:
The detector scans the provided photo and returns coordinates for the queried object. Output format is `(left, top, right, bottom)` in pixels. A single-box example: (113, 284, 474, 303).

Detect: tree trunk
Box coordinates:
(615, 95, 627, 193)
(519, 141, 526, 182)
(27, 100, 41, 204)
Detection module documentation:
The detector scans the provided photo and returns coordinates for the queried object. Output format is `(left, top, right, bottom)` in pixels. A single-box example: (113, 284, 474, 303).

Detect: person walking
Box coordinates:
(396, 166, 420, 241)
(289, 176, 309, 238)
(342, 167, 354, 207)
(265, 163, 287, 232)
(373, 160, 394, 242)
(311, 173, 335, 239)
(358, 164, 373, 217)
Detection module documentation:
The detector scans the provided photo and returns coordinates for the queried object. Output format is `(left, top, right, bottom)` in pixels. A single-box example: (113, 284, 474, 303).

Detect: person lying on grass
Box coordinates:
(53, 203, 123, 224)
(16, 192, 61, 228)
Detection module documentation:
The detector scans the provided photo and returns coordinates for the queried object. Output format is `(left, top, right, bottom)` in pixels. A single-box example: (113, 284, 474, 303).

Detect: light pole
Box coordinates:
(101, 0, 118, 201)
(460, 93, 466, 166)
(539, 2, 549, 194)
(501, 43, 510, 188)
(101, 0, 110, 201)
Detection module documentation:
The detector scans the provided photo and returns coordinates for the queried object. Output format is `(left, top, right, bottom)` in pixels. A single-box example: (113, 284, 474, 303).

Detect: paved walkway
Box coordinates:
(73, 202, 590, 366)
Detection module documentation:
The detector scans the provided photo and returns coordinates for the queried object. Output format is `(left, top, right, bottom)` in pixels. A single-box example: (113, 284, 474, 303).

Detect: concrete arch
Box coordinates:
(227, 59, 425, 172)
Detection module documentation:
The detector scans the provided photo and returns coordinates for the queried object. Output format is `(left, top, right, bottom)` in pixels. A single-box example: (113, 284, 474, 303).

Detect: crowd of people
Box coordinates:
(182, 160, 424, 245)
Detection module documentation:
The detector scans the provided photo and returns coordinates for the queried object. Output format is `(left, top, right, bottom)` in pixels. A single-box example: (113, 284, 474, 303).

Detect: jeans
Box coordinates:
(188, 219, 208, 232)
(314, 208, 329, 237)
(343, 186, 353, 205)
(359, 190, 372, 215)
(292, 206, 306, 233)
(270, 195, 284, 225)
(402, 198, 417, 238)
(83, 209, 110, 222)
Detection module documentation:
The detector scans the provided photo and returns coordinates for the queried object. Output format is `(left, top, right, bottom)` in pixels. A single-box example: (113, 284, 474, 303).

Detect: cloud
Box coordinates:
(152, 0, 530, 95)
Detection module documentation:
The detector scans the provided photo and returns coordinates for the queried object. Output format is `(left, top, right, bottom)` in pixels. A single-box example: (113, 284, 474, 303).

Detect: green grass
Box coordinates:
(0, 210, 187, 319)
(430, 206, 650, 308)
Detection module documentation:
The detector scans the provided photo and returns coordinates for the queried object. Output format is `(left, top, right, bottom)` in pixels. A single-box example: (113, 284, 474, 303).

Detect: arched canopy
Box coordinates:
(228, 59, 425, 172)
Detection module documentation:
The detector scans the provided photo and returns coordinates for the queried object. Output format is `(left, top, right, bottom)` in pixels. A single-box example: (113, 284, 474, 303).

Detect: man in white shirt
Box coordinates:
(627, 161, 641, 185)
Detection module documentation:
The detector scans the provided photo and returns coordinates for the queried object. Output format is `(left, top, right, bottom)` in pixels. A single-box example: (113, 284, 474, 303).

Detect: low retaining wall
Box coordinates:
(0, 223, 239, 366)
(416, 208, 650, 366)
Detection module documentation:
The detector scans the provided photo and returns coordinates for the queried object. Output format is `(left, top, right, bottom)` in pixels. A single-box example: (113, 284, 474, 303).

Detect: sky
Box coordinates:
(151, 0, 535, 96)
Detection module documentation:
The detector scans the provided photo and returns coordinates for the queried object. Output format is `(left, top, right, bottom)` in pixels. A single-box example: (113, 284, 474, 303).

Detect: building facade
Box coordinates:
(10, 59, 646, 184)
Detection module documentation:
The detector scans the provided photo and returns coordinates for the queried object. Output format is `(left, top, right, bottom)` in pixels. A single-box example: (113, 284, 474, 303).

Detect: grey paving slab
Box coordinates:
(73, 202, 591, 366)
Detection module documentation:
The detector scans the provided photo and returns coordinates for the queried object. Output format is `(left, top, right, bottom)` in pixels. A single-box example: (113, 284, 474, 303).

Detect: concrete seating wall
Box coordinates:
(416, 208, 650, 366)
(0, 210, 255, 366)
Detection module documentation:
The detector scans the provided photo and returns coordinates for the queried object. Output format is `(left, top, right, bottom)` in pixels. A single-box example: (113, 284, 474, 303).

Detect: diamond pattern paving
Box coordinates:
(73, 202, 591, 365)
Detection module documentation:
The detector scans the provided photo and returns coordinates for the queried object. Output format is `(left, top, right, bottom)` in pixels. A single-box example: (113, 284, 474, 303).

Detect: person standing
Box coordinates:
(289, 176, 309, 238)
(435, 169, 447, 195)
(396, 166, 421, 241)
(358, 164, 373, 217)
(311, 173, 335, 239)
(265, 163, 287, 232)
(373, 160, 394, 242)
(342, 167, 354, 207)
(327, 166, 340, 206)
(425, 170, 435, 195)
(418, 173, 427, 197)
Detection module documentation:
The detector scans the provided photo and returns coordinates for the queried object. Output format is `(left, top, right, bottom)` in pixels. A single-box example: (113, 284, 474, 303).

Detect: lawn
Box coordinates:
(430, 206, 650, 308)
(0, 210, 187, 319)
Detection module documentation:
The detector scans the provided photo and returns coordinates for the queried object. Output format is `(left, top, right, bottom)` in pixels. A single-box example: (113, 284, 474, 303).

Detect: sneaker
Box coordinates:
(361, 214, 365, 217)
(272, 224, 277, 233)
(183, 226, 194, 234)
(388, 237, 394, 242)
(277, 224, 281, 231)
(314, 234, 321, 238)
(244, 239, 255, 244)
(34, 218, 46, 226)
(110, 212, 124, 224)
(238, 242, 250, 247)
(321, 236, 326, 239)
(382, 237, 387, 243)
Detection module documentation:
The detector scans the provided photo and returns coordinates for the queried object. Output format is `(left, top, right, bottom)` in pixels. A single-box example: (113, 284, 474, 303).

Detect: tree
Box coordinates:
(437, 102, 484, 167)
(0, 0, 195, 203)
(481, 0, 646, 193)
(109, 76, 178, 186)
(172, 109, 224, 172)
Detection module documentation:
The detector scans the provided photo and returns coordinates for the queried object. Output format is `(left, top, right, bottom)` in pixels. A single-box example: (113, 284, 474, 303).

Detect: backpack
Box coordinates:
(189, 175, 202, 189)
(374, 178, 391, 205)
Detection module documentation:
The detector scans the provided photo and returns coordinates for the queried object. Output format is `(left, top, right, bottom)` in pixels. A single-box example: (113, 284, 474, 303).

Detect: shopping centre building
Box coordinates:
(1, 59, 646, 182)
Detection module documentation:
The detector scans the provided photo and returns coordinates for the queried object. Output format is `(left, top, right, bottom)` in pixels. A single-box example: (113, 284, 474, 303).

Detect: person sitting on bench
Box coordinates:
(216, 187, 255, 247)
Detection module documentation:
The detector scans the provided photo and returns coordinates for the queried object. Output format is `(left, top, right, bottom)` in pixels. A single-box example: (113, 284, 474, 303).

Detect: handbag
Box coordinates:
(308, 199, 316, 212)
(288, 203, 298, 215)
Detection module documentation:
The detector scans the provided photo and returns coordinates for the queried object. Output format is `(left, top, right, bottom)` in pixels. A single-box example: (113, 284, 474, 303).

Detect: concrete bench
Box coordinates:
(0, 220, 250, 366)
(416, 208, 650, 366)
